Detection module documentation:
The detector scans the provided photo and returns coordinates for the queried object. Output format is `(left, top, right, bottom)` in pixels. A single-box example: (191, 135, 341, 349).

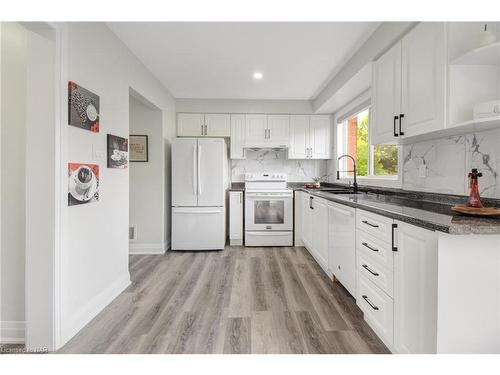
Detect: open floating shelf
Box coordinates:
(450, 115, 500, 129)
(451, 41, 500, 66)
(400, 116, 500, 144)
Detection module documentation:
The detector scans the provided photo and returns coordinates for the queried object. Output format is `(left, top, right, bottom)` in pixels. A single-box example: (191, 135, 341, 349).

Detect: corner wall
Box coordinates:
(59, 22, 176, 347)
(0, 22, 27, 344)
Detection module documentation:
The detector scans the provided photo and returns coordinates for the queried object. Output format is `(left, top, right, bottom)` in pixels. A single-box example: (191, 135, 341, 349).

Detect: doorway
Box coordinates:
(128, 89, 166, 262)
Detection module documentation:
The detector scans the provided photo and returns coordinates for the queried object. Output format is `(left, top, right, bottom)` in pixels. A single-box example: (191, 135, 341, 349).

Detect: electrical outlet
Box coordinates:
(92, 144, 105, 161)
(419, 164, 427, 178)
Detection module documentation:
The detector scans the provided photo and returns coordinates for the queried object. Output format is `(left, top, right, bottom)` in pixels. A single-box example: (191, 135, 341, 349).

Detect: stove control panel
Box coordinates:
(245, 173, 287, 182)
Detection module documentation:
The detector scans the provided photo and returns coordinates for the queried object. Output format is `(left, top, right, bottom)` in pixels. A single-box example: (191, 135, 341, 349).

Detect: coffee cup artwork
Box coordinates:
(68, 163, 100, 206)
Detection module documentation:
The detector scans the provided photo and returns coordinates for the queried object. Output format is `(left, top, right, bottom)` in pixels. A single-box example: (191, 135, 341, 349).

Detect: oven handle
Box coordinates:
(248, 232, 291, 236)
(245, 193, 293, 199)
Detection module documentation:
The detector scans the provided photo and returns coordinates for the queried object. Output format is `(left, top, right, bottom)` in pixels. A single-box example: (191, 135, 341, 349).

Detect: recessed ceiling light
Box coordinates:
(253, 72, 263, 80)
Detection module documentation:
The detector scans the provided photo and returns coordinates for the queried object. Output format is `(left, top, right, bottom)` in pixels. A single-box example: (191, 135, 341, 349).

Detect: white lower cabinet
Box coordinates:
(328, 202, 356, 296)
(298, 202, 438, 354)
(310, 197, 329, 272)
(357, 273, 394, 348)
(301, 193, 313, 250)
(229, 191, 243, 246)
(394, 221, 438, 354)
(301, 193, 328, 273)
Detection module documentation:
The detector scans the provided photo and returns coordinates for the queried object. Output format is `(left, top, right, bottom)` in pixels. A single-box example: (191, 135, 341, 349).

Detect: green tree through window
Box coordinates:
(341, 107, 398, 178)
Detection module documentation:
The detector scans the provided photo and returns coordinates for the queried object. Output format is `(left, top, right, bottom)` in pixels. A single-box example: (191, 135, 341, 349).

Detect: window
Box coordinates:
(337, 107, 398, 179)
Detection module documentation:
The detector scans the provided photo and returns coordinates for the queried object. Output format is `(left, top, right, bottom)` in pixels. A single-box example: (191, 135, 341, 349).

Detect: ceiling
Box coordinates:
(108, 22, 380, 100)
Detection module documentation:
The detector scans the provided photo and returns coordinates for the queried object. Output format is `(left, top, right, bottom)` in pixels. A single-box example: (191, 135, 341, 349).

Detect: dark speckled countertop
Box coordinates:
(230, 182, 500, 235)
(298, 188, 500, 235)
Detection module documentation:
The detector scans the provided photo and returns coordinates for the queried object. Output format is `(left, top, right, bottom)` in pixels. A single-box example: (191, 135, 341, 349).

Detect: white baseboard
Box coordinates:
(129, 241, 168, 255)
(59, 273, 131, 348)
(0, 321, 25, 344)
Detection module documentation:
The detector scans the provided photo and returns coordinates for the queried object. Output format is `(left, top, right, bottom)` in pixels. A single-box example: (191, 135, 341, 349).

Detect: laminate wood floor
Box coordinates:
(58, 246, 390, 354)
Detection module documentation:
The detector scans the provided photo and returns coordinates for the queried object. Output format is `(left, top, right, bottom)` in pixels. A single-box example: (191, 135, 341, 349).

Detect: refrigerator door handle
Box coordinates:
(192, 145, 197, 195)
(174, 208, 222, 214)
(197, 145, 202, 195)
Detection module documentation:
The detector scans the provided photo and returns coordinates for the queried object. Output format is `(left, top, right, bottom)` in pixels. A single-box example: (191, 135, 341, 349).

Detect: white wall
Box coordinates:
(176, 98, 313, 114)
(0, 22, 27, 344)
(24, 25, 56, 349)
(129, 95, 165, 253)
(59, 22, 176, 347)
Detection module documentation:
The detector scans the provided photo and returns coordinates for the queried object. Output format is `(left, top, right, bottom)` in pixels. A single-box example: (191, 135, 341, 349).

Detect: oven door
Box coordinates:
(245, 191, 293, 231)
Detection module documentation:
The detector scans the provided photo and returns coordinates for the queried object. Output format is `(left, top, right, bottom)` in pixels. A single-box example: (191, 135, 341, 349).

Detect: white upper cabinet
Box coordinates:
(267, 115, 290, 146)
(230, 114, 245, 159)
(289, 115, 309, 159)
(245, 114, 290, 147)
(177, 113, 230, 137)
(245, 114, 267, 145)
(371, 42, 402, 145)
(371, 22, 446, 144)
(309, 115, 331, 159)
(177, 113, 205, 137)
(289, 115, 331, 159)
(401, 22, 446, 138)
(205, 113, 230, 137)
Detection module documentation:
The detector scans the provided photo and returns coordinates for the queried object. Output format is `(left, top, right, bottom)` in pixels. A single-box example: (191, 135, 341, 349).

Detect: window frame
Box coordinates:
(333, 98, 402, 189)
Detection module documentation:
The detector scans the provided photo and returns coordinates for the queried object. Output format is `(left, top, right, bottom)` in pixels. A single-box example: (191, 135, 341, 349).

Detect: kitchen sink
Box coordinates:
(312, 188, 356, 194)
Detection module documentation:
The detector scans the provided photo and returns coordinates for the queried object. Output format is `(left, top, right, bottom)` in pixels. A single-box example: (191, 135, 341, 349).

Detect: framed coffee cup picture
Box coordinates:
(129, 135, 149, 162)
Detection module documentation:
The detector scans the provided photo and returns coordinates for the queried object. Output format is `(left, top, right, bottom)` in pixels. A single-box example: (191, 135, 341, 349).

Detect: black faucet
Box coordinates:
(336, 154, 358, 194)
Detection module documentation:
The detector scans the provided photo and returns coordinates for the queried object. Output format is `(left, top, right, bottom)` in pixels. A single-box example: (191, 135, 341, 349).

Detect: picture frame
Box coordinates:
(68, 81, 100, 133)
(107, 134, 129, 169)
(129, 135, 149, 162)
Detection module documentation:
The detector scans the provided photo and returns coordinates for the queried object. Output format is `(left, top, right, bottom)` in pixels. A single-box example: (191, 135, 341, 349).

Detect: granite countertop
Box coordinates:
(229, 182, 500, 234)
(228, 183, 245, 192)
(299, 188, 500, 235)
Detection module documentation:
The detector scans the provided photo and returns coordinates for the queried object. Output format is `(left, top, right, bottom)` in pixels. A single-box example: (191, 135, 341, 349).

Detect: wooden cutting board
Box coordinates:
(451, 205, 500, 216)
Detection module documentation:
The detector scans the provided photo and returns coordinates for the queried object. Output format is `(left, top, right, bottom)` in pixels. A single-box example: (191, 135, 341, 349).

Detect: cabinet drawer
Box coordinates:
(356, 229, 394, 270)
(357, 274, 394, 348)
(356, 209, 394, 243)
(358, 252, 393, 297)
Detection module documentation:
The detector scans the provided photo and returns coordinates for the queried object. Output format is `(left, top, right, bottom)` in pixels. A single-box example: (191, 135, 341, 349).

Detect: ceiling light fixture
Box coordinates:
(253, 72, 263, 80)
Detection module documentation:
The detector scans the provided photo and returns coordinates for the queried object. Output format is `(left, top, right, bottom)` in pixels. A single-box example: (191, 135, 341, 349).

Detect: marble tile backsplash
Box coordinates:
(402, 128, 500, 198)
(231, 128, 500, 198)
(231, 149, 327, 183)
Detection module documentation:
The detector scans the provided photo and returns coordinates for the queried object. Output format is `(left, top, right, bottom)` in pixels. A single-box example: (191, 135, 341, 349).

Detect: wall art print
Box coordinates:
(68, 81, 100, 132)
(129, 135, 149, 162)
(107, 134, 129, 169)
(68, 163, 99, 206)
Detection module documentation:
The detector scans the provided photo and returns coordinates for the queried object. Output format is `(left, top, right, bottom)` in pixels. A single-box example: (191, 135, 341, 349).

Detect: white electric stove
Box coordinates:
(244, 173, 293, 247)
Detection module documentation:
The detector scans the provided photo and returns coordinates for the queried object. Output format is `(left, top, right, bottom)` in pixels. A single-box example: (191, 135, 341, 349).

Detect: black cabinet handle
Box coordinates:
(399, 114, 405, 136)
(392, 223, 398, 252)
(393, 116, 399, 137)
(362, 295, 379, 310)
(309, 196, 314, 210)
(362, 264, 379, 276)
(362, 242, 379, 252)
(362, 220, 379, 228)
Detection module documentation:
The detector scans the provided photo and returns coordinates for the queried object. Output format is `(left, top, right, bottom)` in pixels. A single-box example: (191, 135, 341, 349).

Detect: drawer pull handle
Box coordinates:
(362, 220, 379, 228)
(362, 264, 379, 276)
(362, 242, 379, 252)
(362, 295, 379, 310)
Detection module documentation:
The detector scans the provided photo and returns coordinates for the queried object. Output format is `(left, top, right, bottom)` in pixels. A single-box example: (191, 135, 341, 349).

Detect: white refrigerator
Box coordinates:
(171, 137, 228, 250)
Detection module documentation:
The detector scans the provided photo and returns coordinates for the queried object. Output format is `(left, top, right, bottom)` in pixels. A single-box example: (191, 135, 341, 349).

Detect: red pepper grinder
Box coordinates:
(467, 168, 483, 208)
